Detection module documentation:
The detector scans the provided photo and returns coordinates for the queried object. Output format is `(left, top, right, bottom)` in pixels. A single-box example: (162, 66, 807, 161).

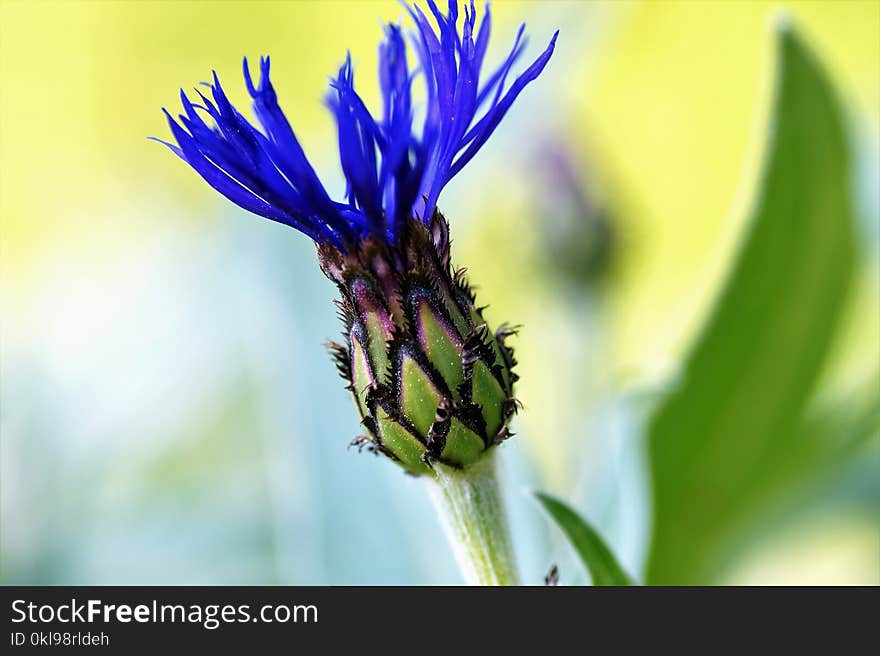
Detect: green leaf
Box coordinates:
(646, 24, 858, 584)
(534, 492, 635, 586)
(761, 378, 880, 504)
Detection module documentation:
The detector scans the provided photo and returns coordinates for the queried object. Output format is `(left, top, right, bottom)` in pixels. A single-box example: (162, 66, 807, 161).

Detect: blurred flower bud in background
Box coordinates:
(531, 140, 616, 290)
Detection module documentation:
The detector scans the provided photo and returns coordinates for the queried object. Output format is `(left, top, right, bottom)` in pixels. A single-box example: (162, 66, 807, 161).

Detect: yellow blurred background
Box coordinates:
(1, 0, 877, 584)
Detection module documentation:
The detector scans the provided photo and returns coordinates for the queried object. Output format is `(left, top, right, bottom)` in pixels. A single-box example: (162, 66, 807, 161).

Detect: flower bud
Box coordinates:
(322, 211, 518, 474)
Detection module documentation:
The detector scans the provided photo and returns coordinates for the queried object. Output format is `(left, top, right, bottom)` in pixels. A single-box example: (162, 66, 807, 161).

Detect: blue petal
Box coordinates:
(407, 1, 558, 220)
(242, 57, 344, 231)
(450, 30, 558, 179)
(162, 109, 330, 243)
(157, 1, 557, 250)
(328, 54, 384, 232)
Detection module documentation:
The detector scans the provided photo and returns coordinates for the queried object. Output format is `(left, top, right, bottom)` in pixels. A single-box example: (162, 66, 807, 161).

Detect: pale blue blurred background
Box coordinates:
(2, 0, 877, 584)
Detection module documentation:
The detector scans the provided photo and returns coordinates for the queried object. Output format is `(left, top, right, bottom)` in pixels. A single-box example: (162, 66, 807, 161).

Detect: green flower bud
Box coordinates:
(321, 212, 519, 475)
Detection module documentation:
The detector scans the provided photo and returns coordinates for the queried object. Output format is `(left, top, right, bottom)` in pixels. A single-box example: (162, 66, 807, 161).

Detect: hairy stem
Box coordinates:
(427, 454, 519, 585)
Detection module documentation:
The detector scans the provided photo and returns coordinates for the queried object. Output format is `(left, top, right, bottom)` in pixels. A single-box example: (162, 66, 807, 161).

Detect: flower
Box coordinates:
(156, 0, 557, 252)
(157, 0, 557, 474)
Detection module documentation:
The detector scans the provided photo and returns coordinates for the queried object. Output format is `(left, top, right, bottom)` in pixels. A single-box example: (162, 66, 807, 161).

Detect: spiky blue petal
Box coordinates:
(158, 0, 557, 252)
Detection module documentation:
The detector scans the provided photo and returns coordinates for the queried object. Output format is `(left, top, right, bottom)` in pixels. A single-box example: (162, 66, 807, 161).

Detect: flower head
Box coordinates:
(158, 0, 556, 474)
(157, 0, 557, 252)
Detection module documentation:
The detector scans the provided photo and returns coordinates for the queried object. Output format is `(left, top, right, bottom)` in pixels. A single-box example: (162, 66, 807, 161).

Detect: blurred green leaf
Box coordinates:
(535, 492, 634, 586)
(646, 24, 860, 584)
(769, 379, 880, 501)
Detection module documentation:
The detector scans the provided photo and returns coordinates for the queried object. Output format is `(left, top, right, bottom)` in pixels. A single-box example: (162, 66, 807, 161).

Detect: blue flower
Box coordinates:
(156, 0, 557, 252)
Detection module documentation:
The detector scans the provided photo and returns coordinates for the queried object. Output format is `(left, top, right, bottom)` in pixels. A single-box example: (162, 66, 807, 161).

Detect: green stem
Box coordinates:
(427, 454, 519, 585)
